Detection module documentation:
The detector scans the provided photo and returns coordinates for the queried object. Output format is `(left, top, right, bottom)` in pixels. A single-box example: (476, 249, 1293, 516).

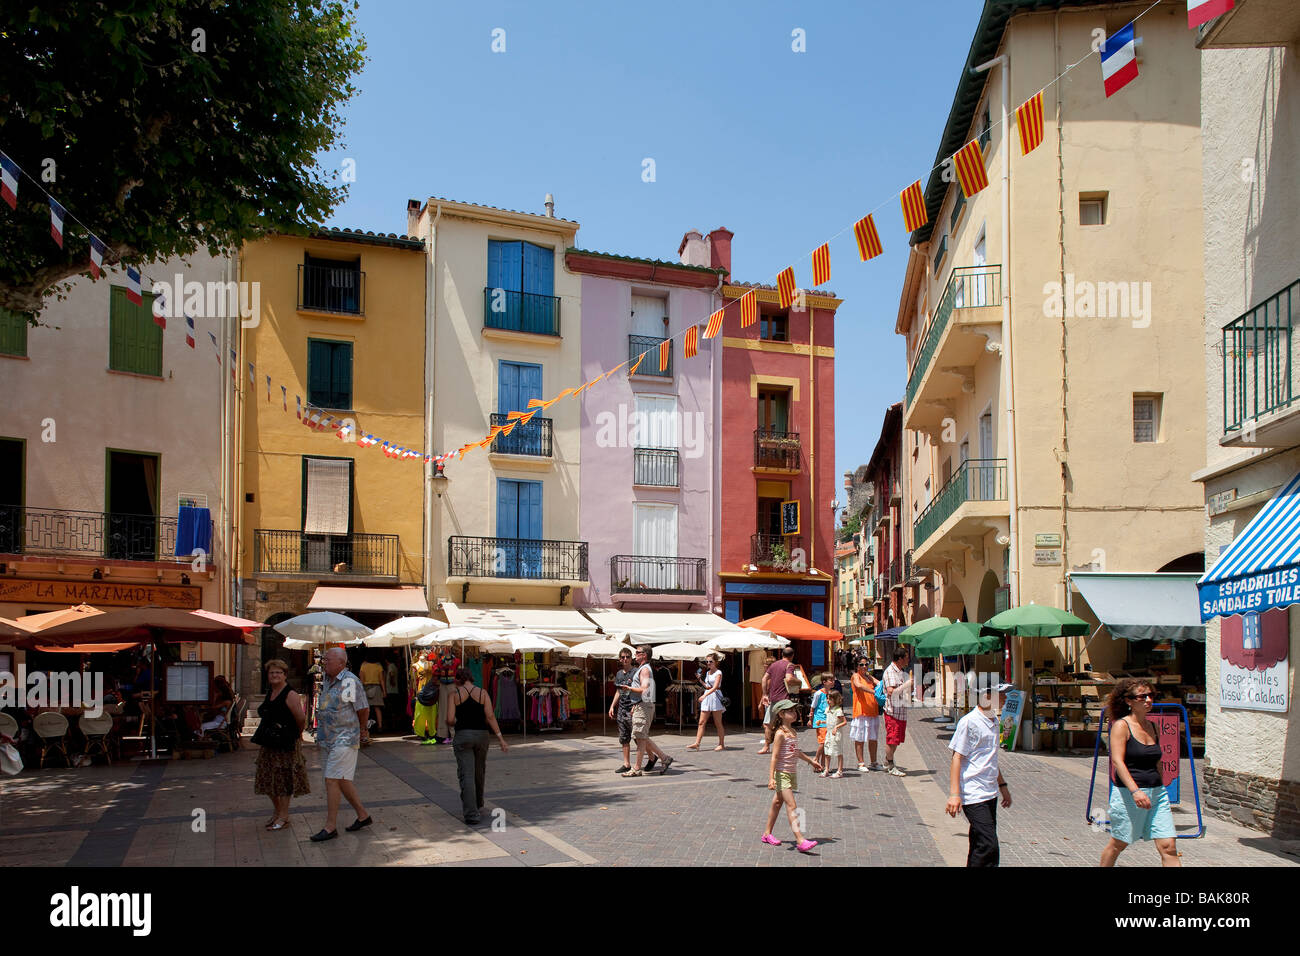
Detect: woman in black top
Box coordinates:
(447, 666, 508, 826)
(1100, 678, 1180, 867)
(253, 659, 309, 831)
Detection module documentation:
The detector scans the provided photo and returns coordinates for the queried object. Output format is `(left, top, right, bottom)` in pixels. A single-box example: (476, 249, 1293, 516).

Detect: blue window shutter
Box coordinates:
(488, 240, 522, 292)
(725, 601, 741, 623)
(520, 363, 542, 404)
(497, 479, 518, 538)
(811, 603, 825, 625)
(498, 361, 519, 413)
(522, 243, 553, 296)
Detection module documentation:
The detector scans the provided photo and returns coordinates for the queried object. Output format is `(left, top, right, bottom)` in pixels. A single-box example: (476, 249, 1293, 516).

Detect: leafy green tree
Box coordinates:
(837, 512, 861, 542)
(0, 0, 366, 315)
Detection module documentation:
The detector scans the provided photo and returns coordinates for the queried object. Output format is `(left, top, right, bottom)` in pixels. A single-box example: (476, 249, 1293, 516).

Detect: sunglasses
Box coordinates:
(1126, 693, 1154, 701)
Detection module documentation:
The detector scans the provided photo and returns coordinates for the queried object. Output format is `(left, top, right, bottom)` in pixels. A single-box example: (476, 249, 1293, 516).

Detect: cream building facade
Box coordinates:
(898, 1, 1207, 692)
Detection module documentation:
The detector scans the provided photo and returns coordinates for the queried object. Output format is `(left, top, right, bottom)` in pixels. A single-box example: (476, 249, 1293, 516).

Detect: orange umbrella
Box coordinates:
(11, 604, 104, 632)
(190, 609, 262, 631)
(737, 609, 843, 642)
(33, 642, 141, 654)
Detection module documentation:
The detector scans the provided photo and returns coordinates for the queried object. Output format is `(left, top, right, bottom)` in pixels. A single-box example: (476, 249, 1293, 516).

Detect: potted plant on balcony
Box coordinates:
(769, 541, 790, 570)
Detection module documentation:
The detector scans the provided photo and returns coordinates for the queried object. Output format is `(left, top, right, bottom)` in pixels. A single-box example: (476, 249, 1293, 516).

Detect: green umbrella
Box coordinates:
(981, 604, 1089, 637)
(914, 622, 1002, 657)
(898, 616, 953, 646)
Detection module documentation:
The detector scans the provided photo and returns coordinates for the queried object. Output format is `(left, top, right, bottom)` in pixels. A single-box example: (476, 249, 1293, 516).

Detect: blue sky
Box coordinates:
(323, 0, 986, 489)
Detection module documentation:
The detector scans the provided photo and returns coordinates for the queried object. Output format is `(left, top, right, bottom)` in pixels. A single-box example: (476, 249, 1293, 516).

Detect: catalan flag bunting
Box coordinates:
(89, 235, 106, 278)
(49, 199, 65, 248)
(776, 267, 796, 309)
(125, 266, 143, 306)
(628, 351, 646, 376)
(705, 308, 724, 339)
(1101, 24, 1139, 98)
(952, 140, 990, 199)
(1016, 91, 1046, 156)
(185, 314, 196, 348)
(659, 337, 670, 372)
(0, 152, 18, 209)
(1187, 0, 1233, 29)
(740, 290, 758, 328)
(900, 180, 928, 232)
(853, 214, 883, 261)
(684, 325, 698, 359)
(811, 244, 831, 287)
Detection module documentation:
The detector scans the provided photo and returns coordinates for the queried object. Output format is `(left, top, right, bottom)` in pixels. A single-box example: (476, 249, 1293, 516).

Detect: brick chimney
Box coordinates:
(707, 227, 733, 280)
(406, 199, 422, 236)
(678, 230, 709, 267)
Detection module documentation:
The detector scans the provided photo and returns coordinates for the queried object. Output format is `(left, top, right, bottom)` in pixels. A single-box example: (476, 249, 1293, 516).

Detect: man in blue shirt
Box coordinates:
(311, 647, 372, 841)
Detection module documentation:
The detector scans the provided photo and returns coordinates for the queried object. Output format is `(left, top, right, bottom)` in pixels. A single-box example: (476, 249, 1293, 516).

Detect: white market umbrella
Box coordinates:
(566, 637, 631, 737)
(699, 631, 788, 734)
(653, 642, 727, 733)
(363, 616, 446, 647)
(274, 611, 371, 646)
(414, 625, 498, 648)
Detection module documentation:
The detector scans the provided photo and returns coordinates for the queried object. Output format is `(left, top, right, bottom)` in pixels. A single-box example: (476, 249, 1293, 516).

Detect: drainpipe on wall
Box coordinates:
(423, 203, 442, 613)
(808, 301, 816, 574)
(230, 249, 246, 685)
(712, 271, 724, 614)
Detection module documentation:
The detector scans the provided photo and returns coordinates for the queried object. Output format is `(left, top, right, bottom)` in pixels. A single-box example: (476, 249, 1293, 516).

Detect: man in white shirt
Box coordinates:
(882, 647, 914, 776)
(945, 681, 1013, 866)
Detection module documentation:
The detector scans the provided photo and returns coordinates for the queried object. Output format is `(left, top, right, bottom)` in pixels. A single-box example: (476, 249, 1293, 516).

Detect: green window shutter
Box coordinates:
(108, 286, 161, 376)
(307, 339, 332, 406)
(0, 309, 28, 357)
(332, 341, 352, 409)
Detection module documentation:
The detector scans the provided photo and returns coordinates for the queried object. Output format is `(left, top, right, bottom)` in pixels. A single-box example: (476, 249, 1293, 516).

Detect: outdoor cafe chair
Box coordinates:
(201, 698, 239, 753)
(0, 712, 18, 741)
(32, 711, 70, 768)
(78, 714, 115, 766)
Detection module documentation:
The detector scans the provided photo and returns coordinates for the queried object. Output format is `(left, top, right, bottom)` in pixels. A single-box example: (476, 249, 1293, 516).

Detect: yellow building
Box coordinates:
(234, 228, 428, 690)
(897, 2, 1207, 708)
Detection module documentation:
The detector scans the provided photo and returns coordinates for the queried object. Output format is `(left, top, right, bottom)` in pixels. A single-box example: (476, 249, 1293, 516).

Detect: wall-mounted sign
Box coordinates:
(781, 500, 800, 536)
(1033, 549, 1062, 566)
(1207, 488, 1237, 517)
(0, 578, 201, 609)
(1219, 609, 1289, 713)
(1034, 533, 1062, 549)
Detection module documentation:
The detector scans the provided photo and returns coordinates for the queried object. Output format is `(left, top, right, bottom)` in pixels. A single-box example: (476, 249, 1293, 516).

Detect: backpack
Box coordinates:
(873, 676, 888, 709)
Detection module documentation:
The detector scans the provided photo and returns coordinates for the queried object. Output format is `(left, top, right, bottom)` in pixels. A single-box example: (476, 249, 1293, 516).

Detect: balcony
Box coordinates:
(448, 535, 588, 584)
(754, 429, 801, 471)
(1221, 279, 1299, 447)
(912, 458, 1009, 564)
(904, 265, 1002, 432)
(0, 505, 206, 563)
(298, 263, 364, 316)
(888, 559, 901, 590)
(490, 412, 552, 457)
(751, 533, 803, 569)
(610, 555, 706, 595)
(633, 447, 679, 487)
(254, 530, 400, 581)
(483, 287, 561, 337)
(629, 334, 671, 377)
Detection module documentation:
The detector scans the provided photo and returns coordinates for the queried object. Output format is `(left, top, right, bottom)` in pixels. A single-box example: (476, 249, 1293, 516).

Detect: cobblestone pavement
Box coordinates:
(1, 709, 1296, 867)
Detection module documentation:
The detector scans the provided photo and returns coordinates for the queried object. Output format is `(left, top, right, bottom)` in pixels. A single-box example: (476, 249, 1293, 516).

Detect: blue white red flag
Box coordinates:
(126, 266, 143, 306)
(49, 199, 65, 248)
(185, 314, 196, 348)
(0, 152, 18, 209)
(89, 236, 106, 278)
(1187, 0, 1233, 30)
(1101, 24, 1139, 98)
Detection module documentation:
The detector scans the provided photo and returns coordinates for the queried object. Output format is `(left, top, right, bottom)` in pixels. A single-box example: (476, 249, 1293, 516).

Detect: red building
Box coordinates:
(698, 229, 839, 674)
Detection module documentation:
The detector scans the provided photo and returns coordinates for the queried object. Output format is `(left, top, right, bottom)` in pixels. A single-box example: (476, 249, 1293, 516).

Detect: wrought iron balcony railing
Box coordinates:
(0, 505, 204, 563)
(448, 535, 588, 581)
(610, 554, 706, 595)
(490, 412, 552, 457)
(913, 458, 1009, 550)
(751, 533, 803, 568)
(254, 529, 400, 579)
(1222, 278, 1298, 434)
(633, 447, 679, 487)
(298, 263, 364, 315)
(754, 428, 801, 470)
(906, 265, 1002, 408)
(483, 287, 561, 336)
(629, 334, 671, 377)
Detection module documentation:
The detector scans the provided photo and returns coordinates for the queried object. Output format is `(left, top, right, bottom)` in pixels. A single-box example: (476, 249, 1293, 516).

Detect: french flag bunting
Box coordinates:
(1188, 0, 1233, 30)
(125, 266, 143, 306)
(153, 289, 167, 330)
(49, 199, 66, 248)
(248, 363, 255, 386)
(230, 349, 237, 381)
(89, 236, 106, 278)
(1101, 24, 1139, 98)
(0, 152, 18, 209)
(208, 331, 219, 367)
(185, 314, 195, 348)
(281, 385, 288, 411)
(266, 375, 272, 401)
(296, 396, 302, 420)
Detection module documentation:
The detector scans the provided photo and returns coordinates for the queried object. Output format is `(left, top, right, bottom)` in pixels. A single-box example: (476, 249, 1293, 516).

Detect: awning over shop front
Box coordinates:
(307, 586, 429, 615)
(1069, 572, 1205, 642)
(579, 607, 742, 644)
(1198, 469, 1300, 621)
(439, 602, 598, 642)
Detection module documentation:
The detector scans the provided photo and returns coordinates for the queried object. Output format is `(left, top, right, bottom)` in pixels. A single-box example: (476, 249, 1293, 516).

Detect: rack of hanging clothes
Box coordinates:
(526, 682, 571, 731)
(489, 661, 524, 733)
(667, 680, 701, 726)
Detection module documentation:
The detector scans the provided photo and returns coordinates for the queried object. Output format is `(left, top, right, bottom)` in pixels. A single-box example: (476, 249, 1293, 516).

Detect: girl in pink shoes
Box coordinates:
(762, 699, 821, 852)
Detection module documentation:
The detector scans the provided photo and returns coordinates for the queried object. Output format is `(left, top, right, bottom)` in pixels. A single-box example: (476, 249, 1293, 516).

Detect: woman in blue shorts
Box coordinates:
(1100, 678, 1181, 867)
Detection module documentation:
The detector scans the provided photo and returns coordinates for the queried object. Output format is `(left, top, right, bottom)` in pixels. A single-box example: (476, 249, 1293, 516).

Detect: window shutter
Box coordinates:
(303, 458, 351, 534)
(0, 309, 28, 357)
(109, 286, 161, 376)
(332, 342, 353, 409)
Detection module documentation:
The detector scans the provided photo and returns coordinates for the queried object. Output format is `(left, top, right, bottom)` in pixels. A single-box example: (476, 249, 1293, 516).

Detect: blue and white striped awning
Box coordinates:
(1198, 470, 1300, 621)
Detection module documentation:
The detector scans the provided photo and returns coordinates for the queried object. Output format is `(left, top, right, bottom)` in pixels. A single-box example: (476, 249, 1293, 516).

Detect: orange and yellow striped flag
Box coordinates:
(952, 140, 989, 198)
(500, 419, 518, 436)
(853, 214, 884, 261)
(517, 410, 537, 426)
(658, 338, 670, 371)
(1016, 91, 1045, 155)
(811, 244, 831, 287)
(601, 361, 627, 381)
(900, 180, 927, 232)
(704, 308, 725, 339)
(684, 325, 698, 359)
(740, 290, 758, 328)
(629, 351, 646, 376)
(776, 267, 796, 309)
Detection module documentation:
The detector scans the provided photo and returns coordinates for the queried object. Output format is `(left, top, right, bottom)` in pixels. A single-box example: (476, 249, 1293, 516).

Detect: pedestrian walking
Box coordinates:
(761, 699, 821, 852)
(882, 647, 914, 776)
(447, 667, 509, 826)
(945, 682, 1013, 866)
(758, 645, 799, 755)
(310, 647, 372, 842)
(624, 646, 673, 777)
(850, 657, 883, 772)
(252, 659, 309, 832)
(609, 648, 638, 773)
(823, 690, 847, 778)
(749, 650, 773, 721)
(810, 673, 833, 773)
(1100, 678, 1181, 868)
(688, 653, 726, 751)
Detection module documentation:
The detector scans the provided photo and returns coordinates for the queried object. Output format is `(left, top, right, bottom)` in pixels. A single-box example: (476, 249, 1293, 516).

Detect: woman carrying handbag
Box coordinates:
(253, 659, 309, 831)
